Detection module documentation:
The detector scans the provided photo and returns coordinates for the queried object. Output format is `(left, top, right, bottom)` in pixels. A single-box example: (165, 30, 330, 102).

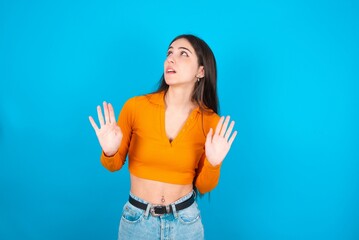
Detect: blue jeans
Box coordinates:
(118, 191, 204, 240)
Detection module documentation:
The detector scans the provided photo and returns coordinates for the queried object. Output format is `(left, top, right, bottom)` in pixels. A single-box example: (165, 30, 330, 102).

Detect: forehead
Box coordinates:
(169, 38, 195, 52)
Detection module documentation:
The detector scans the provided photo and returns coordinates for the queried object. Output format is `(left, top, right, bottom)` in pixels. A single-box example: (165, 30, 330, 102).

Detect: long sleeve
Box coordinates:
(194, 112, 222, 194)
(194, 153, 221, 194)
(100, 97, 136, 172)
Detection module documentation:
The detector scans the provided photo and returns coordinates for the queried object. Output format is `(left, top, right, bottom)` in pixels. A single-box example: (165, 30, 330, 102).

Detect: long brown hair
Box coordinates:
(156, 34, 219, 114)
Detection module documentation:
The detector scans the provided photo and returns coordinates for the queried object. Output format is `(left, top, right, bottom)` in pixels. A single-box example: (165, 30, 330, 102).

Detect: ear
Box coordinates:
(196, 66, 205, 78)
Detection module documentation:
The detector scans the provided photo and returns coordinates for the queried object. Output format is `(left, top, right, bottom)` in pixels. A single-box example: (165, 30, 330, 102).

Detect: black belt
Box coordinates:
(129, 192, 195, 217)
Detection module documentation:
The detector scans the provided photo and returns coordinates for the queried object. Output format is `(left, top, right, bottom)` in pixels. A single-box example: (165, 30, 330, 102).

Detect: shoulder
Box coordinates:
(125, 91, 164, 107)
(202, 108, 220, 121)
(120, 91, 165, 116)
(202, 109, 220, 129)
(144, 91, 165, 107)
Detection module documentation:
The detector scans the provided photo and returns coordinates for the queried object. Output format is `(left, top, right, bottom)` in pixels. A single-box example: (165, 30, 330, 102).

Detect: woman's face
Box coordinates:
(164, 38, 204, 89)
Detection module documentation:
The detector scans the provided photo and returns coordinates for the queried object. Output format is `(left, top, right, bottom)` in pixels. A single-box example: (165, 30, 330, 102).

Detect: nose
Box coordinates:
(166, 55, 175, 64)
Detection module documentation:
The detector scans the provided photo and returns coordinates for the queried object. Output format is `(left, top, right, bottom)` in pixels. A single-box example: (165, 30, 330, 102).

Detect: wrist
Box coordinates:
(205, 157, 222, 168)
(103, 150, 117, 157)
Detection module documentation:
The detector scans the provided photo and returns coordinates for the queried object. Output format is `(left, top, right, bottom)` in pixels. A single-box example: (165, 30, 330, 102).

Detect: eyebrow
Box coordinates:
(168, 46, 193, 54)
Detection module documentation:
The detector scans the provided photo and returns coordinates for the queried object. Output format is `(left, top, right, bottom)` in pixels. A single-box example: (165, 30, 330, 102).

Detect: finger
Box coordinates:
(108, 103, 116, 124)
(228, 130, 238, 146)
(103, 101, 110, 124)
(89, 116, 99, 132)
(214, 116, 225, 135)
(206, 128, 213, 145)
(219, 116, 231, 137)
(224, 121, 235, 141)
(97, 105, 105, 126)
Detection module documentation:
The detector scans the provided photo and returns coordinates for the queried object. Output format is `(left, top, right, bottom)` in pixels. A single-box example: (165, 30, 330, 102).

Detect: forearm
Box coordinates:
(195, 158, 221, 194)
(100, 150, 126, 172)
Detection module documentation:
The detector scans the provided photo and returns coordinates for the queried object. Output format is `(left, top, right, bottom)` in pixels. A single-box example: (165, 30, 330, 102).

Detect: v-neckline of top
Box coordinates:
(160, 103, 200, 146)
(161, 107, 198, 146)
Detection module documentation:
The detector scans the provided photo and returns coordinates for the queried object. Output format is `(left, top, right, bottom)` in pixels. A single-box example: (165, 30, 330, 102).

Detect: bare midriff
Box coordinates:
(130, 174, 193, 205)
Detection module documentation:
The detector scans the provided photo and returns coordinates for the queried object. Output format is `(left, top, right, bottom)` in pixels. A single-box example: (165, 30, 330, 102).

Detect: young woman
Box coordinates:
(89, 34, 237, 239)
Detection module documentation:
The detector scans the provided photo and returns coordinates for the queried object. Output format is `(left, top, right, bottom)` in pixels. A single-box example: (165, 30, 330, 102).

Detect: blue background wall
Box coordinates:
(1, 0, 358, 239)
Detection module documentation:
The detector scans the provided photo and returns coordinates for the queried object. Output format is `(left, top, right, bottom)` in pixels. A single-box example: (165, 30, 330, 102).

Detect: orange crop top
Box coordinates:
(100, 91, 221, 194)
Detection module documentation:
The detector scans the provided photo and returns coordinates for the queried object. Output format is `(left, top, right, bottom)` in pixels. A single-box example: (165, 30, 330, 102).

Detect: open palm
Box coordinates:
(205, 116, 237, 166)
(89, 101, 122, 156)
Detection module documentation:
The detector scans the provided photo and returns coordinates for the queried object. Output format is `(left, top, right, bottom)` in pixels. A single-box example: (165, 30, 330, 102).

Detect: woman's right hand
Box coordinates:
(89, 101, 123, 157)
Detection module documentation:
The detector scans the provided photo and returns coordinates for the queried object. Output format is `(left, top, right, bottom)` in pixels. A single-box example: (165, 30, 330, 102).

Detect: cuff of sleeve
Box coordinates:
(204, 158, 221, 170)
(101, 150, 119, 160)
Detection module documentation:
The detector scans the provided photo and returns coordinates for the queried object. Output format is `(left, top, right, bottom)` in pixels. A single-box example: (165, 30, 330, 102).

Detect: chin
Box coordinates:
(164, 78, 176, 86)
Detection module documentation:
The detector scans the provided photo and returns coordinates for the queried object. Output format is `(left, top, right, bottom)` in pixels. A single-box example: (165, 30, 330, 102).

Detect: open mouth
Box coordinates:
(166, 68, 176, 74)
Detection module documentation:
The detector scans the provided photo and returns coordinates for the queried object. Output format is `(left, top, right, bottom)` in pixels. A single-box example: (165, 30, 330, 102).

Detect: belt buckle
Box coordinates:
(150, 204, 170, 217)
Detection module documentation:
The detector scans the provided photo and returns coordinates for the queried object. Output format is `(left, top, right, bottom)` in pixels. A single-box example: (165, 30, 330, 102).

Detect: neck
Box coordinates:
(165, 87, 195, 110)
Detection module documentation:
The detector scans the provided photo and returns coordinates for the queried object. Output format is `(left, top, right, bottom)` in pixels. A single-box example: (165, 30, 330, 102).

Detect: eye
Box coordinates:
(181, 51, 189, 57)
(167, 50, 173, 56)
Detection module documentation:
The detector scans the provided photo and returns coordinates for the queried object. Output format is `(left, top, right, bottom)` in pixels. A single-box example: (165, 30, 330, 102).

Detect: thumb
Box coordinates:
(205, 128, 213, 146)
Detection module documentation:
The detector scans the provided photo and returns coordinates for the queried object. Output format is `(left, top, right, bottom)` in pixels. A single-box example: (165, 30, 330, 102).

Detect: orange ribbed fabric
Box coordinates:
(100, 91, 221, 194)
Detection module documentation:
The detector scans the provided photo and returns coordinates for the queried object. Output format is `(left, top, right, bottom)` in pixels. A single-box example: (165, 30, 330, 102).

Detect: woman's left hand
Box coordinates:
(205, 116, 238, 166)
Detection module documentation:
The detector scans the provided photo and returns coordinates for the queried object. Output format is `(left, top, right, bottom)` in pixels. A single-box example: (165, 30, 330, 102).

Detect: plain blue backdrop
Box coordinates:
(1, 0, 358, 239)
